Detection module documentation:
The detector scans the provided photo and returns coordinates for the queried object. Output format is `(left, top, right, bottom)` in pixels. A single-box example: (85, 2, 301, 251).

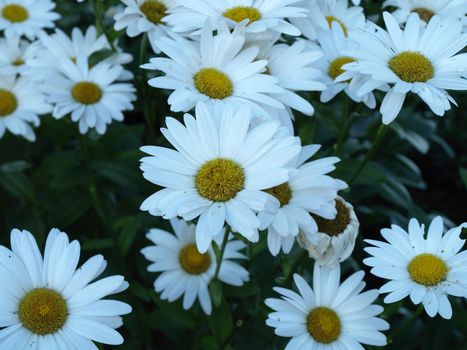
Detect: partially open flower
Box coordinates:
(297, 197, 359, 267)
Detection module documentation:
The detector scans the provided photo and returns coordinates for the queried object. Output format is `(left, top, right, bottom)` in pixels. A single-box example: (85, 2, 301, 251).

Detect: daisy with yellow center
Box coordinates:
(0, 228, 132, 348)
(140, 102, 300, 252)
(266, 263, 389, 349)
(364, 216, 467, 319)
(141, 218, 249, 315)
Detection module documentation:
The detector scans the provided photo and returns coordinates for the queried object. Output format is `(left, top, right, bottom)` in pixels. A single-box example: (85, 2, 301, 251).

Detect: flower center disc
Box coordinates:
(0, 89, 18, 117)
(328, 56, 355, 80)
(194, 68, 233, 100)
(2, 4, 29, 23)
(140, 0, 167, 24)
(408, 253, 448, 286)
(389, 51, 434, 83)
(307, 307, 341, 344)
(312, 199, 350, 237)
(326, 16, 347, 36)
(264, 182, 292, 207)
(412, 7, 435, 22)
(195, 158, 245, 202)
(223, 6, 261, 25)
(179, 244, 211, 274)
(71, 81, 103, 105)
(18, 288, 68, 335)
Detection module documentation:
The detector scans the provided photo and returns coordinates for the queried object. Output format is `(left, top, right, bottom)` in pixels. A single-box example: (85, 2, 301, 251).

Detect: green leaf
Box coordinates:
(93, 159, 140, 188)
(459, 167, 467, 189)
(208, 298, 233, 342)
(0, 172, 33, 201)
(116, 214, 145, 257)
(0, 160, 30, 173)
(209, 280, 223, 308)
(81, 238, 114, 251)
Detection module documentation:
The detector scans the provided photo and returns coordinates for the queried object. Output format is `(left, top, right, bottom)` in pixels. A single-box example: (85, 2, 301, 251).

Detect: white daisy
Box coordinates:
(265, 263, 389, 349)
(343, 12, 467, 124)
(141, 218, 249, 315)
(364, 216, 467, 319)
(0, 228, 132, 348)
(383, 0, 467, 26)
(0, 0, 60, 39)
(0, 74, 50, 141)
(297, 197, 359, 267)
(257, 145, 347, 256)
(0, 35, 43, 76)
(291, 0, 366, 40)
(142, 21, 286, 118)
(43, 56, 136, 135)
(140, 102, 301, 252)
(164, 0, 307, 37)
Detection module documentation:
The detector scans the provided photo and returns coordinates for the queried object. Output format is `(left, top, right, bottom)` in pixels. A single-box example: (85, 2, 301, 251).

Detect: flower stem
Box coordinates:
(213, 228, 230, 281)
(348, 124, 389, 185)
(388, 304, 424, 343)
(89, 0, 116, 51)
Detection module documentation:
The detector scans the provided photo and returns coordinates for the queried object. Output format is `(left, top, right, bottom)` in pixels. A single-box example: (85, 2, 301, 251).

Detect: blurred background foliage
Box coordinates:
(0, 0, 466, 349)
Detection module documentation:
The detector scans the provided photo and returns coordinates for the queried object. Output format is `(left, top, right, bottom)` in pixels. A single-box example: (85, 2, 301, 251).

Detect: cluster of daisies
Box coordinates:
(0, 0, 466, 349)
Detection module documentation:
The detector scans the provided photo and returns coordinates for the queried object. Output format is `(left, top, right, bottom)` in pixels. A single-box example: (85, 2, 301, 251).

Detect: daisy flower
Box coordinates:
(164, 0, 307, 37)
(0, 35, 43, 76)
(0, 0, 60, 39)
(0, 228, 132, 348)
(297, 197, 359, 267)
(43, 56, 136, 134)
(383, 0, 467, 26)
(0, 74, 50, 141)
(140, 102, 301, 252)
(291, 0, 366, 40)
(343, 12, 467, 124)
(364, 216, 467, 319)
(257, 145, 347, 256)
(141, 218, 249, 315)
(265, 263, 389, 349)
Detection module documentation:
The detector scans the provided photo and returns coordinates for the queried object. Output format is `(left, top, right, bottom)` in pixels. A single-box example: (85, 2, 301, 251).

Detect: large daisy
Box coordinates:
(0, 228, 132, 348)
(0, 74, 50, 141)
(140, 102, 301, 252)
(142, 21, 285, 118)
(364, 216, 467, 319)
(43, 56, 136, 134)
(257, 145, 347, 256)
(163, 0, 307, 36)
(343, 12, 467, 124)
(141, 218, 249, 315)
(0, 0, 60, 39)
(265, 263, 389, 349)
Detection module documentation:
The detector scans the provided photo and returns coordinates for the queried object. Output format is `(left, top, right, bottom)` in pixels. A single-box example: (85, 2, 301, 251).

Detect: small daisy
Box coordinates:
(291, 0, 366, 40)
(141, 218, 249, 315)
(383, 0, 467, 26)
(343, 12, 467, 124)
(258, 145, 347, 256)
(297, 197, 359, 267)
(43, 56, 136, 134)
(0, 74, 50, 141)
(266, 263, 389, 349)
(364, 216, 467, 319)
(0, 35, 43, 76)
(140, 102, 301, 252)
(0, 0, 60, 39)
(164, 0, 307, 36)
(142, 21, 286, 118)
(0, 228, 132, 348)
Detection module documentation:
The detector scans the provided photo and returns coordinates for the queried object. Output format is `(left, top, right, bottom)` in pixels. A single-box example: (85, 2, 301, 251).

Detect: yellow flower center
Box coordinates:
(326, 16, 347, 36)
(389, 51, 434, 83)
(194, 68, 233, 100)
(12, 58, 25, 66)
(18, 288, 68, 335)
(71, 81, 103, 105)
(412, 7, 435, 22)
(179, 244, 211, 274)
(140, 0, 167, 24)
(307, 307, 341, 344)
(328, 56, 355, 81)
(2, 4, 29, 22)
(312, 199, 350, 237)
(223, 6, 261, 25)
(264, 182, 292, 207)
(407, 253, 448, 286)
(195, 158, 245, 202)
(0, 89, 18, 117)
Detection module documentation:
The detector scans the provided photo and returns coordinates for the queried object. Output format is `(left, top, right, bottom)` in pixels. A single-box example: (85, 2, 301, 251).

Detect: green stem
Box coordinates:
(348, 124, 389, 185)
(89, 0, 116, 51)
(335, 96, 352, 155)
(213, 228, 230, 281)
(388, 305, 424, 343)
